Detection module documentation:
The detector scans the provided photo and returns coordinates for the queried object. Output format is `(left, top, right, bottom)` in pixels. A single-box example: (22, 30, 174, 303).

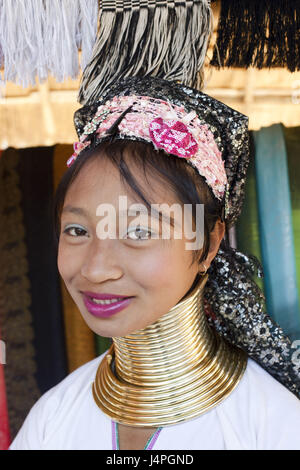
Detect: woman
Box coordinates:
(10, 77, 300, 450)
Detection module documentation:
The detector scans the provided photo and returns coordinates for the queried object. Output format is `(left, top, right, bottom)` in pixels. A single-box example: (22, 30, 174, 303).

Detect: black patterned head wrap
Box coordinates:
(73, 76, 300, 399)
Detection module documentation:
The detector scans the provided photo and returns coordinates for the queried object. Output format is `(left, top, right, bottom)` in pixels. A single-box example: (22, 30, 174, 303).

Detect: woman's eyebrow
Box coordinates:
(61, 205, 89, 218)
(62, 205, 176, 227)
(119, 208, 176, 227)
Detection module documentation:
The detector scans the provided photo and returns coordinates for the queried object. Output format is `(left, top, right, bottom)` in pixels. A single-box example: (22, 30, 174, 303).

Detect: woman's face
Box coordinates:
(58, 151, 220, 338)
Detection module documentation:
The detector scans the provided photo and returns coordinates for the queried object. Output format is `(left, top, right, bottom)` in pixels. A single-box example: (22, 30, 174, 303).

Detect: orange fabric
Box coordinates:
(53, 144, 96, 372)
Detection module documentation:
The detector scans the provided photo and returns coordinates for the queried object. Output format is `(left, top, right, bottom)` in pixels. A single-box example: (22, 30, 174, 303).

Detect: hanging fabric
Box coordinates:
(253, 124, 300, 341)
(0, 323, 10, 450)
(95, 335, 111, 357)
(78, 0, 213, 104)
(283, 125, 300, 306)
(0, 362, 10, 450)
(235, 133, 265, 294)
(211, 0, 300, 72)
(0, 0, 99, 88)
(17, 146, 68, 392)
(0, 148, 41, 440)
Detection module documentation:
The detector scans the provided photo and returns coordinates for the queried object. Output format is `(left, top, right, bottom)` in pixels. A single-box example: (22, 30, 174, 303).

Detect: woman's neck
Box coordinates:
(92, 274, 247, 427)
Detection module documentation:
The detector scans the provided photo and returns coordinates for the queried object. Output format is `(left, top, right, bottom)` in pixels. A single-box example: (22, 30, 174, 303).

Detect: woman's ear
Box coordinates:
(202, 219, 226, 269)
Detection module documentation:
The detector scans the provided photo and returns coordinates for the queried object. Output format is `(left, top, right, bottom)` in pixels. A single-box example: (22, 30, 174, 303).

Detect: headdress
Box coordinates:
(71, 76, 249, 228)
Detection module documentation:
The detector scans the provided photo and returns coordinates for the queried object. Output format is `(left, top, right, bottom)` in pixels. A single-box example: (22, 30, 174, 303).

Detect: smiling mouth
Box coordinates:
(88, 296, 131, 305)
(82, 294, 134, 318)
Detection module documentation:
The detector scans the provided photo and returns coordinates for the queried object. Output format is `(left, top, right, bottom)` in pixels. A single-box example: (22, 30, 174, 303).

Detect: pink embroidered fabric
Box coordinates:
(67, 141, 91, 167)
(67, 95, 228, 201)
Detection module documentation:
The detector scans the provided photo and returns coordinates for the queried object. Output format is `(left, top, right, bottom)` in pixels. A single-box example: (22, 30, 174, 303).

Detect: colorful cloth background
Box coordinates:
(236, 126, 300, 341)
(0, 126, 299, 448)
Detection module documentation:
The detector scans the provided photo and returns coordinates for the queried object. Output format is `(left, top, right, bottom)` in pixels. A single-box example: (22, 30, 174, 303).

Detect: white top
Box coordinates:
(9, 354, 300, 450)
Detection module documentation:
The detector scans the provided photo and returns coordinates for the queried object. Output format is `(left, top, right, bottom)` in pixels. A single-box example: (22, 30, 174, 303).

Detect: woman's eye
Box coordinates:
(63, 226, 88, 237)
(126, 227, 152, 241)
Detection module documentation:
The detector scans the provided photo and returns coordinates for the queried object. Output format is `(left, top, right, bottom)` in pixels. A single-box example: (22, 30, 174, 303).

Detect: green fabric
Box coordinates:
(252, 124, 300, 338)
(95, 335, 112, 356)
(236, 133, 265, 294)
(282, 126, 300, 309)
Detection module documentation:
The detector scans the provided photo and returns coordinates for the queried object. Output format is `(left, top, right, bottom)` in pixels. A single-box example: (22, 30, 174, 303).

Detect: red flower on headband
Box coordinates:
(149, 118, 198, 158)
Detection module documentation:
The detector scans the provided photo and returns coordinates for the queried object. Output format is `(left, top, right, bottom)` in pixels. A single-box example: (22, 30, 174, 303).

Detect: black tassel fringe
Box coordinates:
(210, 0, 300, 72)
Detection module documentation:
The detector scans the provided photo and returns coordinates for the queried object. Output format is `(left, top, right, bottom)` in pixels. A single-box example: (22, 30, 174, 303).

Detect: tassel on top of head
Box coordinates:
(78, 0, 213, 105)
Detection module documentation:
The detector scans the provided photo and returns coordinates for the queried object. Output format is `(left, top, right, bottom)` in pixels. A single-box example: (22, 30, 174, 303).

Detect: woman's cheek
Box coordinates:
(57, 240, 82, 281)
(129, 246, 175, 289)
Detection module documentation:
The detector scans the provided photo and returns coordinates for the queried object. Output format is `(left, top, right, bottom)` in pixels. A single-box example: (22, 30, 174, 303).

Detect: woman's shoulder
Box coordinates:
(242, 357, 299, 403)
(228, 356, 300, 414)
(9, 352, 107, 450)
(215, 357, 300, 449)
(40, 352, 106, 406)
(51, 353, 105, 393)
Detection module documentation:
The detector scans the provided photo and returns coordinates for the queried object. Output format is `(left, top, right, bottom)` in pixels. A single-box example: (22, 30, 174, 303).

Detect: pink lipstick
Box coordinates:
(82, 291, 134, 318)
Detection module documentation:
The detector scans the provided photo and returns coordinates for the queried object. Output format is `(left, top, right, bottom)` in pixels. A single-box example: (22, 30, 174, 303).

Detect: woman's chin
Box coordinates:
(82, 314, 137, 338)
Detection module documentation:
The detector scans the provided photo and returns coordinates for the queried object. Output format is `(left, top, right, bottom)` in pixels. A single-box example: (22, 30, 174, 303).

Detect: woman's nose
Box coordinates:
(80, 239, 123, 283)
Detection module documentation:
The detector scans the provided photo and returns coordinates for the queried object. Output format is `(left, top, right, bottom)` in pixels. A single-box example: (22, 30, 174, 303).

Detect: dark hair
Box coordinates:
(53, 139, 225, 265)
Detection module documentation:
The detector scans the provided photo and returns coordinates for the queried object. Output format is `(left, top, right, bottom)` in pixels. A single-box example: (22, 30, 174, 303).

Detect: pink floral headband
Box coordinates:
(67, 95, 229, 202)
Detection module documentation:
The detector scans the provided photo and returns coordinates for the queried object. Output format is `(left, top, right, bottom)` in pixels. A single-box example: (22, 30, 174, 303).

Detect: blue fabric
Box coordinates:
(18, 147, 68, 392)
(253, 124, 300, 340)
